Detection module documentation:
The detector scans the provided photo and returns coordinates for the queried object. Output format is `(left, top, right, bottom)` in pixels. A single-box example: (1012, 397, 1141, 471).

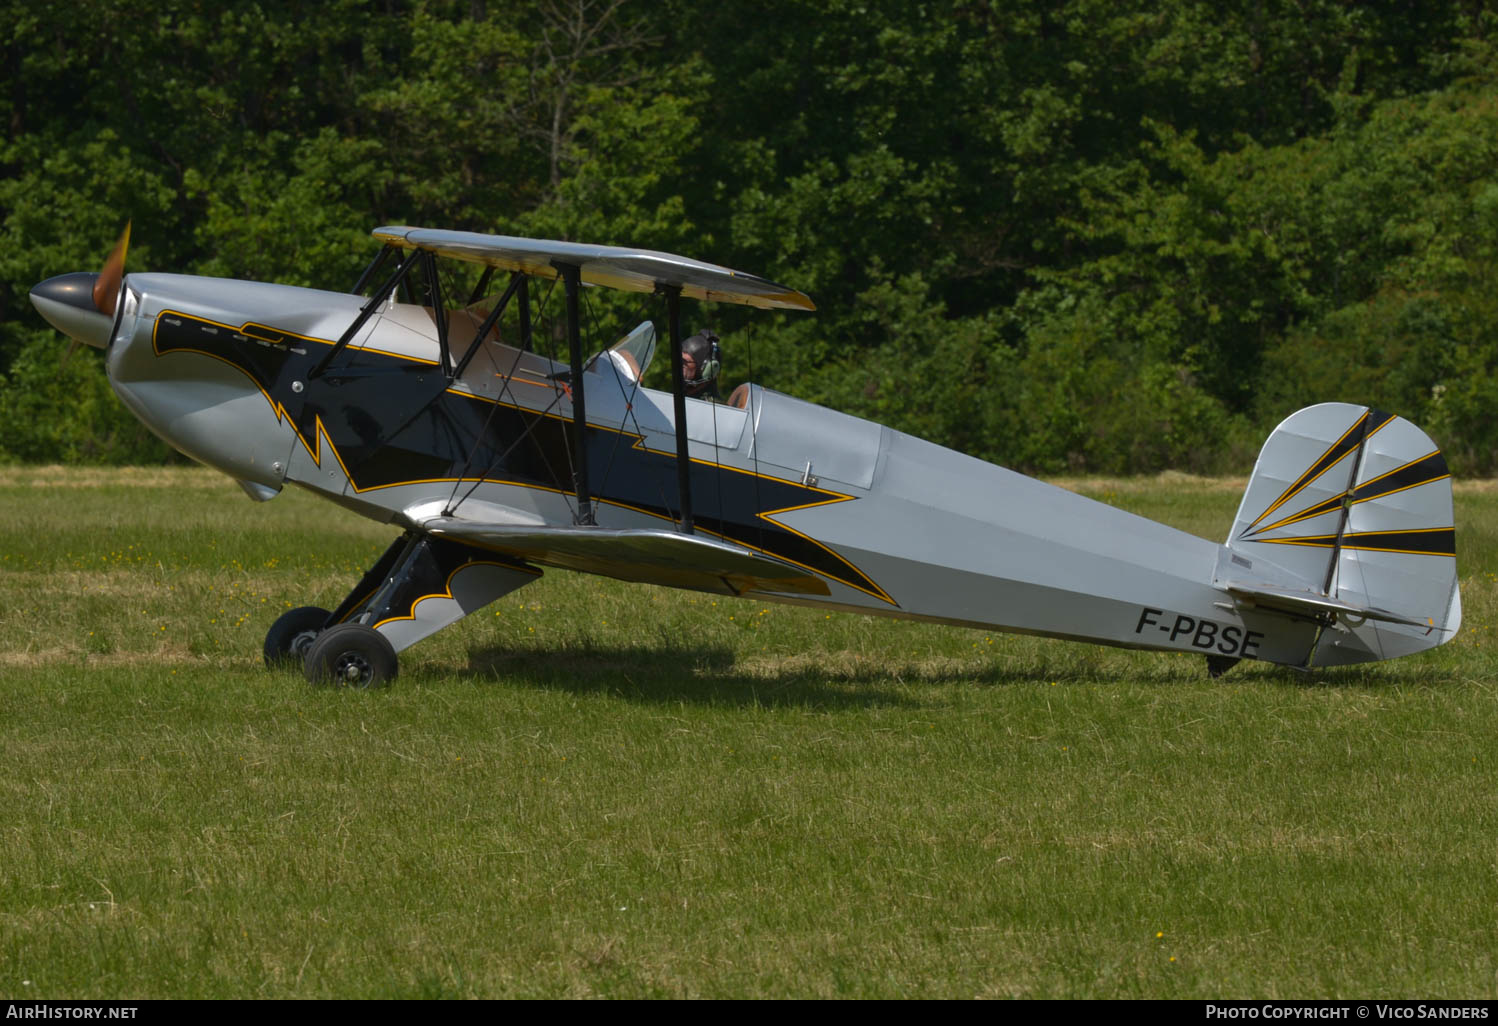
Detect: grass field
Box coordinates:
(1, 466, 1495, 998)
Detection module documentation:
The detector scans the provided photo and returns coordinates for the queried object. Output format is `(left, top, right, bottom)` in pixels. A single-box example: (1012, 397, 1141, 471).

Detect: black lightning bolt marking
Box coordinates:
(152, 310, 893, 602)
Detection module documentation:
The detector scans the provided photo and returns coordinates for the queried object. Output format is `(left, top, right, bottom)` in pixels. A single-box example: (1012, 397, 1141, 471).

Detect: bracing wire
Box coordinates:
(447, 389, 570, 517)
(747, 320, 763, 554)
(709, 349, 725, 540)
(651, 293, 684, 528)
(444, 275, 577, 521)
(443, 341, 523, 515)
(441, 262, 516, 515)
(581, 287, 650, 510)
(516, 275, 579, 520)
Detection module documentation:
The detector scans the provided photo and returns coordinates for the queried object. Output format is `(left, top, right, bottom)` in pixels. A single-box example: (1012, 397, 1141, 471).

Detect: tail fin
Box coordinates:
(1215, 403, 1461, 666)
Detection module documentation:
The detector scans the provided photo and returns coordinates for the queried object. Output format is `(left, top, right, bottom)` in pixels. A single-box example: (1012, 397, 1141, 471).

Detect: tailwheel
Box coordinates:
(304, 623, 398, 689)
(263, 606, 332, 668)
(1205, 654, 1240, 679)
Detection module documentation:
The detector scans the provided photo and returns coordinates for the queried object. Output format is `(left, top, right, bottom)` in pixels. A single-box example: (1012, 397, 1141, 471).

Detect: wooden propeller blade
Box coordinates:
(92, 221, 131, 316)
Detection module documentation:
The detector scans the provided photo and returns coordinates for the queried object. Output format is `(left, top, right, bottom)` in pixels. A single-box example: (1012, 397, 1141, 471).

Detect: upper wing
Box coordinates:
(372, 226, 816, 312)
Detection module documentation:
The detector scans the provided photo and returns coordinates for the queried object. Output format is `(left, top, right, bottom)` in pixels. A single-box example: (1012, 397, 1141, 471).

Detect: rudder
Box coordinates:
(1215, 403, 1460, 666)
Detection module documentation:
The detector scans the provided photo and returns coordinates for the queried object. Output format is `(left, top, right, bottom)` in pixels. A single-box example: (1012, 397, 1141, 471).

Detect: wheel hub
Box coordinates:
(335, 652, 372, 685)
(301, 622, 397, 688)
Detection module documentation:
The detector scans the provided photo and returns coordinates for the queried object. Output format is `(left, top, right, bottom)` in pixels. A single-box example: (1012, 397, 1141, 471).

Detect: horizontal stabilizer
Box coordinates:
(419, 518, 830, 598)
(1221, 580, 1433, 630)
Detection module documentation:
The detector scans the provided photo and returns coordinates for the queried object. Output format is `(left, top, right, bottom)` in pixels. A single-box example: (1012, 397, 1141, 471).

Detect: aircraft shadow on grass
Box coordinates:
(454, 643, 1465, 706)
(460, 643, 926, 709)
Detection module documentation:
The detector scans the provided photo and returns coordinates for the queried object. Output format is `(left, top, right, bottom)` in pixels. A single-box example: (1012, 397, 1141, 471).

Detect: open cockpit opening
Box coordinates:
(335, 228, 815, 535)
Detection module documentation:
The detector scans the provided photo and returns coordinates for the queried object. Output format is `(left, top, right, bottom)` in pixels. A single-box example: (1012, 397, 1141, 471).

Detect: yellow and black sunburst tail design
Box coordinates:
(1238, 408, 1455, 557)
(1240, 408, 1391, 537)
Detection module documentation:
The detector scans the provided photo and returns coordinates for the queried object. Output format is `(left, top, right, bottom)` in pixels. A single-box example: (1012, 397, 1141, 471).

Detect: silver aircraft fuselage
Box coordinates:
(31, 244, 1460, 677)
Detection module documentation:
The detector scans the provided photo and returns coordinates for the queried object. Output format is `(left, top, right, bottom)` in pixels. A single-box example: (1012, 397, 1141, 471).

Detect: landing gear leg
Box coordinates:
(289, 531, 540, 687)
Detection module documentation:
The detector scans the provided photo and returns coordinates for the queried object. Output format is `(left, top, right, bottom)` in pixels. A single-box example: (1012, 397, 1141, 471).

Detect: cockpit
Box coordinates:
(317, 233, 876, 536)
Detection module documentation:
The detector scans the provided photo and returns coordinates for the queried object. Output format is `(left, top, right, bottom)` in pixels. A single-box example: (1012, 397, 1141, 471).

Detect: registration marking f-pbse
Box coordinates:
(1135, 607, 1264, 658)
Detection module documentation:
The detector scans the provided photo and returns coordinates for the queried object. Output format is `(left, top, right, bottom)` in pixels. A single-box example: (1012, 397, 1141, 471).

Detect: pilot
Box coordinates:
(680, 329, 721, 399)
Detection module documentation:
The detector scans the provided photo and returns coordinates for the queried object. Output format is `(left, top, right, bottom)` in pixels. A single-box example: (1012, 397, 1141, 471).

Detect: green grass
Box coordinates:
(1, 466, 1496, 998)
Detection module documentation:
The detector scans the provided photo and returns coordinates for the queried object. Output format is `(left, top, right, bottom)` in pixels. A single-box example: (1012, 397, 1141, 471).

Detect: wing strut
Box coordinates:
(663, 284, 693, 534)
(451, 271, 525, 380)
(466, 266, 496, 306)
(556, 261, 595, 525)
(312, 251, 419, 378)
(351, 243, 397, 295)
(516, 269, 533, 352)
(419, 250, 453, 377)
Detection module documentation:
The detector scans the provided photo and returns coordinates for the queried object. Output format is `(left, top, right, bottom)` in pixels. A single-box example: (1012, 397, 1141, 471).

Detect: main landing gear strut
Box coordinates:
(262, 531, 539, 688)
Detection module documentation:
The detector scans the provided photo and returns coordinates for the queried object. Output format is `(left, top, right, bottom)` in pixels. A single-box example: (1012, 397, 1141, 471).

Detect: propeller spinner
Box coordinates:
(29, 222, 132, 350)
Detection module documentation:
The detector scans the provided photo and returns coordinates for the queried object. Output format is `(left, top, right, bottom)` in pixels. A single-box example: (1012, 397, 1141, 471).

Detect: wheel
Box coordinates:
(1205, 654, 1240, 679)
(303, 623, 398, 688)
(263, 606, 332, 668)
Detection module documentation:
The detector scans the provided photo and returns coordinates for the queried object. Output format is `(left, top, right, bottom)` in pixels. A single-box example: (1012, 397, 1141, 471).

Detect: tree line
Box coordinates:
(3, 0, 1496, 474)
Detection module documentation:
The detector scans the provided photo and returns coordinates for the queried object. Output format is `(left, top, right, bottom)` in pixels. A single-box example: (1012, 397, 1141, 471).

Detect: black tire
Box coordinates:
(303, 623, 399, 689)
(263, 606, 332, 668)
(1205, 654, 1241, 679)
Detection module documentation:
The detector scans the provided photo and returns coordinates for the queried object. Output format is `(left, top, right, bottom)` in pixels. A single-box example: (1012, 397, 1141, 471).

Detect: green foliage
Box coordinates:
(514, 67, 708, 249)
(993, 299, 1245, 474)
(3, 0, 1497, 470)
(1035, 75, 1498, 466)
(185, 130, 390, 288)
(0, 130, 178, 363)
(802, 273, 1016, 461)
(1429, 342, 1498, 476)
(0, 337, 172, 464)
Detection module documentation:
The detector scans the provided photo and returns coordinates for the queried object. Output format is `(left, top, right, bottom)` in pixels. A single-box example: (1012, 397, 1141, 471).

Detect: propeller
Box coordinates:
(55, 222, 131, 364)
(92, 221, 131, 317)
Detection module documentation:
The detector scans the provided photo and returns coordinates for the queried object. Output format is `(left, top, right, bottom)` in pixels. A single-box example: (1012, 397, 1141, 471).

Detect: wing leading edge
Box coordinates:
(420, 517, 831, 598)
(372, 226, 816, 312)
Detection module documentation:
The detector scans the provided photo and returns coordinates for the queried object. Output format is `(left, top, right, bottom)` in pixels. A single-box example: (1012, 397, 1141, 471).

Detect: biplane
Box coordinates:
(29, 226, 1461, 685)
